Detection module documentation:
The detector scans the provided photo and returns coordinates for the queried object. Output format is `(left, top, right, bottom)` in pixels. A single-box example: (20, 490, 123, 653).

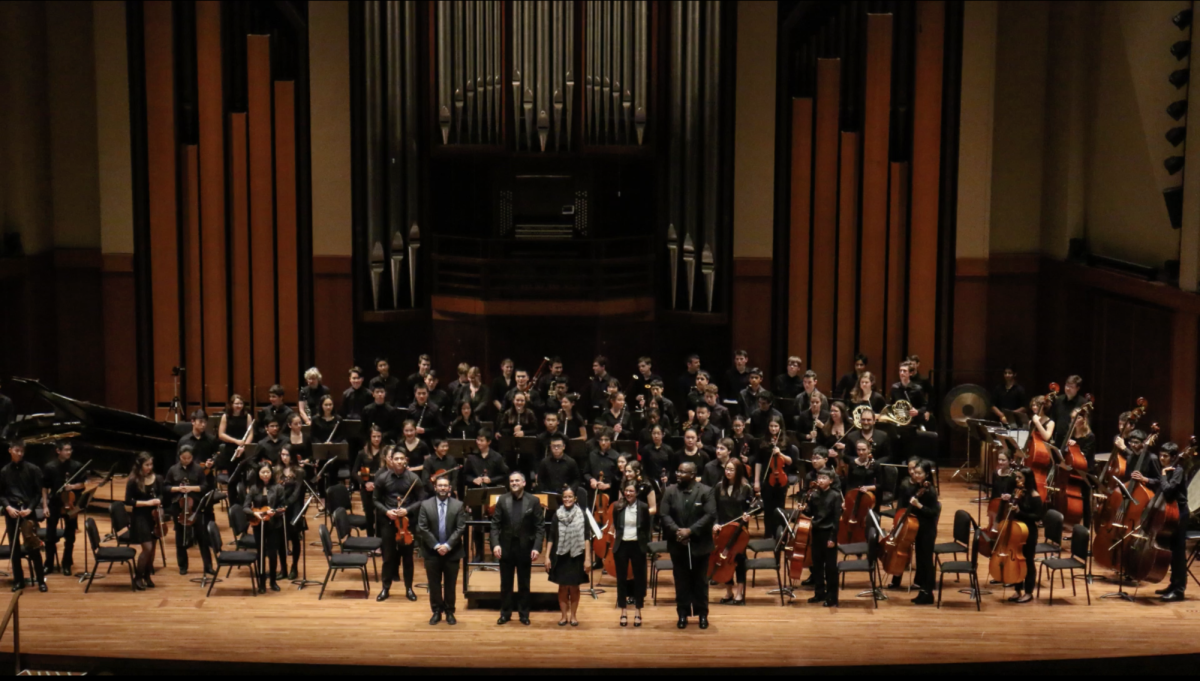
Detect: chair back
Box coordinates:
(228, 505, 249, 536)
(865, 526, 880, 565)
(85, 518, 102, 556)
(1042, 509, 1064, 546)
(878, 466, 899, 502)
(318, 524, 335, 560)
(333, 507, 351, 541)
(952, 509, 972, 546)
(109, 502, 130, 533)
(207, 521, 224, 558)
(1070, 524, 1090, 560)
(326, 484, 352, 514)
(966, 516, 981, 568)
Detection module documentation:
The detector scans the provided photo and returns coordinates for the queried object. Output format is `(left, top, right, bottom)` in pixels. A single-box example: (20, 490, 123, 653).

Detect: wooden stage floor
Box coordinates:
(5, 479, 1200, 672)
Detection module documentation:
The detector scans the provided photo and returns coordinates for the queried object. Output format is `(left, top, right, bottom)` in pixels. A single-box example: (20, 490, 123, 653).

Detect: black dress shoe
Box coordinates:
(807, 594, 825, 604)
(429, 611, 443, 625)
(62, 566, 72, 577)
(446, 612, 457, 625)
(406, 588, 418, 602)
(133, 579, 146, 592)
(677, 618, 687, 629)
(497, 616, 510, 625)
(38, 582, 48, 593)
(520, 616, 531, 625)
(823, 600, 838, 608)
(377, 589, 391, 602)
(1162, 591, 1186, 602)
(269, 582, 281, 592)
(288, 568, 298, 581)
(912, 595, 934, 605)
(1156, 587, 1174, 595)
(698, 616, 709, 630)
(800, 576, 815, 587)
(10, 583, 23, 593)
(179, 568, 188, 576)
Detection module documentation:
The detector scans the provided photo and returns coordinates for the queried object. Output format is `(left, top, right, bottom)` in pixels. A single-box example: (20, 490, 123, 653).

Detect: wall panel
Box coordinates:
(859, 13, 893, 375)
(230, 113, 253, 401)
(182, 145, 204, 406)
(276, 81, 300, 390)
(196, 0, 228, 404)
(247, 34, 276, 402)
(835, 132, 859, 376)
(885, 162, 909, 384)
(810, 59, 841, 383)
(787, 98, 813, 363)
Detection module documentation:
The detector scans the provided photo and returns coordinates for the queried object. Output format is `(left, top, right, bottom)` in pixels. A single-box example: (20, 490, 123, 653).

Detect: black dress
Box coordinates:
(125, 476, 164, 544)
(547, 506, 589, 586)
(448, 417, 482, 441)
(310, 416, 343, 445)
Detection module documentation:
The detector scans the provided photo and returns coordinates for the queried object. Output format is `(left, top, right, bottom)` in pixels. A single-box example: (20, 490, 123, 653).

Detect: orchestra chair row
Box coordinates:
(83, 518, 137, 593)
(1036, 524, 1090, 606)
(206, 521, 259, 597)
(935, 515, 980, 611)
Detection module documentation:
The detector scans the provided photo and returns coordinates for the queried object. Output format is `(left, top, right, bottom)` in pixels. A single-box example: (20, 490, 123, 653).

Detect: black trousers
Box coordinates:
(6, 516, 44, 585)
(914, 537, 936, 596)
(1018, 524, 1038, 594)
(668, 546, 710, 618)
(381, 529, 416, 589)
(424, 553, 460, 613)
(811, 528, 839, 601)
(614, 543, 648, 609)
(252, 525, 283, 584)
(499, 552, 532, 618)
(44, 506, 77, 570)
(360, 490, 377, 538)
(761, 484, 788, 542)
(1171, 503, 1190, 592)
(173, 519, 214, 573)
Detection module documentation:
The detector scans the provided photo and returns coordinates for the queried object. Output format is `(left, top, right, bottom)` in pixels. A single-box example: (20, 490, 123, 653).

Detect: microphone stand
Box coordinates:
(291, 493, 321, 590)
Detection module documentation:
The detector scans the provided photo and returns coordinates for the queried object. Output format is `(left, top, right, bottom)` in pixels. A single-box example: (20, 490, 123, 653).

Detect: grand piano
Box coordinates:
(1, 378, 181, 477)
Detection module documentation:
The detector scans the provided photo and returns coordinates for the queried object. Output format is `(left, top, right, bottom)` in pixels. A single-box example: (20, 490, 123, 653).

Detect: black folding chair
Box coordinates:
(934, 510, 974, 579)
(334, 508, 381, 581)
(1037, 524, 1091, 606)
(318, 525, 370, 600)
(83, 518, 137, 593)
(936, 516, 981, 610)
(326, 484, 368, 535)
(206, 521, 258, 597)
(836, 526, 881, 608)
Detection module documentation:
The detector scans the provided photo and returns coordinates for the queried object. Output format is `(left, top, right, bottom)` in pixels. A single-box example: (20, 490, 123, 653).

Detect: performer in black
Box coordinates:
(2, 440, 47, 592)
(1144, 442, 1191, 602)
(243, 463, 286, 593)
(660, 462, 715, 629)
(491, 471, 545, 625)
(41, 440, 83, 576)
(417, 475, 467, 624)
(373, 449, 426, 602)
(165, 445, 213, 576)
(801, 469, 843, 607)
(465, 430, 509, 560)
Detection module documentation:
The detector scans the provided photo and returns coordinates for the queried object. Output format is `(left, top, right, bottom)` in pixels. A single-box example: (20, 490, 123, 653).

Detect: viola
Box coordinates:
(879, 482, 927, 577)
(787, 483, 818, 579)
(62, 469, 114, 520)
(765, 434, 789, 489)
(838, 487, 875, 546)
(986, 475, 1029, 586)
(153, 506, 171, 538)
(739, 441, 753, 479)
(709, 501, 763, 583)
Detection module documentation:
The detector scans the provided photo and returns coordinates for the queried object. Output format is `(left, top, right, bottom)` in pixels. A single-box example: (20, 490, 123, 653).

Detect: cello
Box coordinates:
(1025, 384, 1058, 500)
(879, 482, 927, 577)
(1123, 438, 1197, 583)
(708, 501, 763, 583)
(787, 482, 818, 579)
(838, 445, 876, 545)
(977, 475, 1014, 559)
(986, 474, 1029, 586)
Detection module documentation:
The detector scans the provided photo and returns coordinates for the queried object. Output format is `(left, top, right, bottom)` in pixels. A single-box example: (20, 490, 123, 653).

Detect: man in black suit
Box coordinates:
(660, 462, 716, 630)
(490, 471, 545, 625)
(417, 475, 467, 625)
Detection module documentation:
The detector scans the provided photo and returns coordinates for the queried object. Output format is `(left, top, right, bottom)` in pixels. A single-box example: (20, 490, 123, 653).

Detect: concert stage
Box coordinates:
(2, 480, 1199, 675)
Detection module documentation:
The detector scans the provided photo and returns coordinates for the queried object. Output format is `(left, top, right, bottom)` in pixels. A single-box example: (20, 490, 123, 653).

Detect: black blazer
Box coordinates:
(660, 483, 716, 555)
(611, 500, 652, 555)
(489, 493, 546, 557)
(417, 496, 468, 560)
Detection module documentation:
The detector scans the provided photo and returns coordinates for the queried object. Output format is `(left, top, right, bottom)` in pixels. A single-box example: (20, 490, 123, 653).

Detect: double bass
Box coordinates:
(879, 482, 927, 577)
(1123, 438, 1197, 583)
(1092, 424, 1159, 570)
(986, 474, 1029, 585)
(1025, 384, 1058, 500)
(709, 501, 763, 583)
(787, 482, 818, 579)
(1045, 397, 1092, 527)
(1097, 398, 1147, 500)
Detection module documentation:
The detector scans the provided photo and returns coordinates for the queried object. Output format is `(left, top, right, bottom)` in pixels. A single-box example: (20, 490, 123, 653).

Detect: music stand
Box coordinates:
(291, 492, 321, 590)
(312, 443, 349, 502)
(445, 439, 475, 461)
(864, 511, 888, 601)
(769, 508, 796, 600)
(187, 490, 219, 587)
(496, 436, 540, 476)
(1099, 478, 1138, 602)
(461, 486, 508, 591)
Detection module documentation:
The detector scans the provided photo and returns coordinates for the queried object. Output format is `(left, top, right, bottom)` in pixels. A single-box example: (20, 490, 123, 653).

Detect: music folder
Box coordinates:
(312, 443, 350, 462)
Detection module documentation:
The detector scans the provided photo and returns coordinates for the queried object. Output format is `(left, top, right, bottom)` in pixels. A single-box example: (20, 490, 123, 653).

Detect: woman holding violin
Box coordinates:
(754, 416, 795, 542)
(1142, 442, 1191, 602)
(544, 486, 590, 626)
(243, 462, 286, 593)
(277, 449, 308, 582)
(612, 480, 653, 626)
(165, 445, 211, 577)
(125, 452, 164, 590)
(353, 425, 389, 538)
(715, 458, 754, 605)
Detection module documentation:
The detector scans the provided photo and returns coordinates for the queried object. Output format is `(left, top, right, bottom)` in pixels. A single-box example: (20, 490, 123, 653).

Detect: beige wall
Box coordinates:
(95, 0, 133, 255)
(309, 0, 353, 258)
(48, 0, 101, 250)
(732, 0, 777, 259)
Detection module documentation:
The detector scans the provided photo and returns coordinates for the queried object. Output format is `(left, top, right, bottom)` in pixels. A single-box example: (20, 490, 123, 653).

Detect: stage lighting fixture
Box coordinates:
(1167, 126, 1187, 147)
(1172, 40, 1191, 60)
(1175, 8, 1193, 29)
(1170, 68, 1190, 88)
(1168, 100, 1189, 120)
(1165, 155, 1186, 175)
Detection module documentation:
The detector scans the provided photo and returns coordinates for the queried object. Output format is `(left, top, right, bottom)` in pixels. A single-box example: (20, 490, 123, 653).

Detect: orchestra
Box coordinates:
(1, 351, 1197, 633)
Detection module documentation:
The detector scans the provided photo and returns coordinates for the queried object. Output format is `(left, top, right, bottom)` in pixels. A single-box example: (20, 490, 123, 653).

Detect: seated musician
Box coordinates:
(701, 386, 732, 434)
(833, 354, 869, 403)
(340, 366, 373, 420)
(799, 469, 843, 607)
(1145, 442, 1191, 602)
(773, 356, 804, 400)
(847, 408, 893, 464)
(848, 372, 887, 416)
(255, 385, 294, 440)
(796, 391, 830, 442)
(369, 357, 404, 407)
(748, 392, 783, 440)
(714, 456, 754, 606)
(989, 365, 1026, 426)
(448, 400, 483, 441)
(298, 367, 330, 426)
(422, 439, 460, 496)
(362, 386, 401, 443)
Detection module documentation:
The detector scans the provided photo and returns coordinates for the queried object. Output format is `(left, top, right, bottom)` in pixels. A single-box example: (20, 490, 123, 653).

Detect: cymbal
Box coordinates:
(941, 384, 992, 430)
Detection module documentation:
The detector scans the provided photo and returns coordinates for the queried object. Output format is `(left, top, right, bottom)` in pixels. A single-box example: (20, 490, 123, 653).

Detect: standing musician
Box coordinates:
(491, 471, 545, 626)
(370, 357, 403, 407)
(1066, 410, 1097, 471)
(844, 440, 879, 508)
(613, 479, 653, 627)
(990, 450, 1017, 498)
(676, 428, 711, 481)
(990, 365, 1027, 426)
(425, 371, 452, 420)
(298, 367, 330, 426)
(847, 409, 893, 465)
(353, 426, 388, 537)
(1050, 376, 1088, 449)
(773, 356, 805, 400)
(254, 419, 286, 471)
(585, 428, 622, 506)
(724, 350, 752, 396)
(795, 370, 823, 415)
(558, 393, 589, 441)
(898, 460, 940, 605)
(629, 356, 663, 412)
(417, 474, 467, 624)
(41, 440, 82, 576)
(748, 392, 784, 440)
(536, 435, 582, 498)
(545, 486, 590, 627)
(803, 448, 843, 493)
(340, 367, 373, 420)
(800, 469, 843, 607)
(641, 425, 674, 491)
(818, 402, 852, 467)
(537, 357, 567, 397)
(1145, 442, 1191, 602)
(362, 386, 401, 443)
(1, 440, 47, 592)
(685, 372, 713, 419)
(661, 462, 716, 630)
(409, 386, 447, 443)
(396, 420, 431, 473)
(833, 354, 870, 403)
(1003, 466, 1044, 604)
(447, 363, 470, 398)
(598, 392, 633, 442)
(1027, 396, 1056, 469)
(714, 458, 754, 606)
(244, 463, 286, 593)
(124, 452, 162, 591)
(284, 413, 312, 473)
(405, 354, 433, 406)
(737, 368, 767, 419)
(310, 395, 343, 446)
(692, 404, 722, 448)
(646, 380, 680, 432)
(637, 409, 667, 447)
(702, 386, 733, 434)
(678, 354, 702, 407)
(373, 449, 427, 603)
(255, 385, 294, 440)
(165, 445, 213, 577)
(702, 439, 737, 488)
(503, 369, 545, 416)
(448, 400, 483, 441)
(217, 394, 254, 491)
(465, 430, 509, 560)
(422, 439, 460, 496)
(891, 361, 930, 425)
(728, 416, 755, 473)
(848, 372, 888, 415)
(796, 391, 830, 442)
(491, 358, 516, 417)
(499, 392, 539, 455)
(459, 367, 492, 421)
(276, 449, 308, 581)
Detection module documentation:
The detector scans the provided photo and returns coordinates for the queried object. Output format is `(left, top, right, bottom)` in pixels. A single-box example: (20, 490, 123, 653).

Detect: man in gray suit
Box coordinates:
(490, 471, 545, 625)
(417, 475, 467, 625)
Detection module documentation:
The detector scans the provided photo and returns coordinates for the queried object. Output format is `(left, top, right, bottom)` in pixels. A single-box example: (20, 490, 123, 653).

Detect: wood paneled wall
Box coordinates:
(134, 2, 310, 417)
(775, 1, 951, 390)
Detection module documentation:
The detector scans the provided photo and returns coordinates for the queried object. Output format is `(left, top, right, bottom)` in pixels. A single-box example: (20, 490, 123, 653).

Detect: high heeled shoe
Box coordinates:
(620, 614, 628, 627)
(634, 615, 642, 628)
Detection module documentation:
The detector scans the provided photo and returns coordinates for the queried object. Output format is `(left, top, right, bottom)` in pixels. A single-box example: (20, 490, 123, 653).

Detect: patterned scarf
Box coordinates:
(555, 504, 586, 557)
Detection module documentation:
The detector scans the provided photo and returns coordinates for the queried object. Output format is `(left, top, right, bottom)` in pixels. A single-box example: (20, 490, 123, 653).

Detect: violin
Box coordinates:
(248, 506, 285, 527)
(986, 474, 1029, 586)
(392, 477, 421, 546)
(739, 440, 753, 479)
(787, 482, 818, 579)
(879, 481, 927, 577)
(13, 504, 43, 552)
(359, 466, 374, 484)
(709, 500, 763, 583)
(175, 476, 197, 527)
(765, 433, 789, 488)
(1092, 428, 1158, 571)
(61, 469, 114, 520)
